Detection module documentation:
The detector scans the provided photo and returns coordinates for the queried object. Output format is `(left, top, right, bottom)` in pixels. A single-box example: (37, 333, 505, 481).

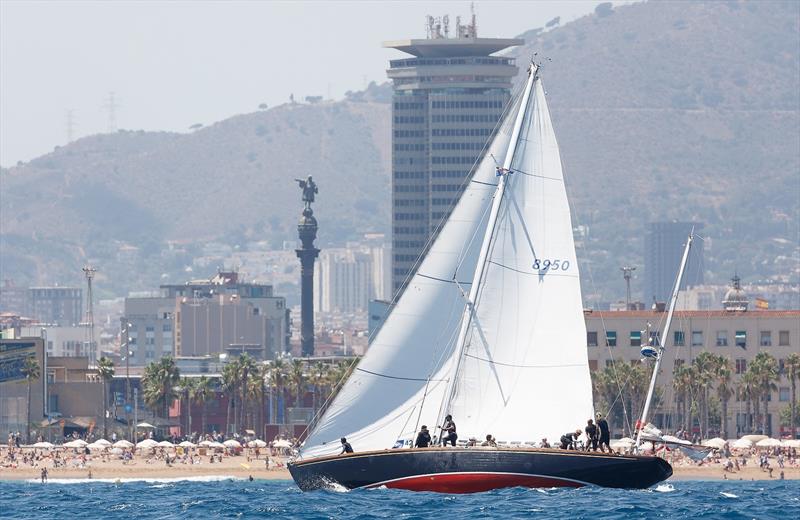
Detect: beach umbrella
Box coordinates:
(223, 439, 242, 448)
(113, 440, 134, 449)
(273, 439, 292, 449)
(110, 447, 123, 455)
(740, 434, 767, 443)
(32, 441, 55, 449)
(63, 439, 88, 448)
(179, 441, 197, 448)
(136, 439, 159, 449)
(94, 439, 112, 446)
(248, 439, 267, 448)
(136, 422, 156, 429)
(209, 441, 225, 449)
(87, 441, 110, 450)
(702, 438, 726, 449)
(755, 438, 781, 448)
(781, 439, 800, 448)
(199, 440, 215, 447)
(158, 440, 175, 448)
(732, 438, 753, 449)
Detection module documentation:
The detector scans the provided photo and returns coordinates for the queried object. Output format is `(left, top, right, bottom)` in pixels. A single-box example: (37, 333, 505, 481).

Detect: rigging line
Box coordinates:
(463, 352, 586, 369)
(416, 272, 472, 285)
(470, 179, 499, 187)
(513, 168, 563, 182)
(355, 366, 447, 382)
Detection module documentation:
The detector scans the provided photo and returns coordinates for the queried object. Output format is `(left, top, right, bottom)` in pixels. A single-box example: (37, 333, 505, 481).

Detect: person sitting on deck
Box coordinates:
(540, 438, 551, 448)
(439, 415, 458, 446)
(414, 426, 431, 448)
(560, 429, 582, 450)
(480, 434, 497, 447)
(340, 437, 353, 455)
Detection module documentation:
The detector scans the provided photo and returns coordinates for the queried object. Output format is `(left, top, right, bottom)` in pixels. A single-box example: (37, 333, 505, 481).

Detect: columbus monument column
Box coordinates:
(295, 175, 319, 357)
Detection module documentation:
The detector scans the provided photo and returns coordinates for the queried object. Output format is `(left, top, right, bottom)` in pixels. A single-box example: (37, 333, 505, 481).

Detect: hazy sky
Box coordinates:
(1, 0, 622, 166)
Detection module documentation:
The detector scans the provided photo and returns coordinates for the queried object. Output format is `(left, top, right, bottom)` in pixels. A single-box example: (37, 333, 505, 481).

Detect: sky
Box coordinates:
(0, 0, 623, 167)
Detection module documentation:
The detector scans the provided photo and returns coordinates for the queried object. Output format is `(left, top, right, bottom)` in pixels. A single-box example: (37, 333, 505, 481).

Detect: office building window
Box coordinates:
(673, 331, 685, 346)
(760, 331, 772, 346)
(735, 331, 747, 348)
(674, 359, 684, 370)
(779, 330, 790, 346)
(649, 331, 661, 346)
(606, 331, 617, 347)
(587, 331, 598, 347)
(779, 387, 790, 402)
(716, 331, 728, 347)
(735, 358, 747, 374)
(605, 359, 614, 368)
(691, 331, 703, 347)
(630, 331, 642, 347)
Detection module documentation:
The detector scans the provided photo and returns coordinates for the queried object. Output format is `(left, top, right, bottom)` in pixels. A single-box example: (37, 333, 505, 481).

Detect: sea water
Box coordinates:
(1, 478, 797, 519)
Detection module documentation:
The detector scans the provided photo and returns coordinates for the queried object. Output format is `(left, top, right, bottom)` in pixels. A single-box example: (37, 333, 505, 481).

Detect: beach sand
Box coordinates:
(2, 456, 798, 482)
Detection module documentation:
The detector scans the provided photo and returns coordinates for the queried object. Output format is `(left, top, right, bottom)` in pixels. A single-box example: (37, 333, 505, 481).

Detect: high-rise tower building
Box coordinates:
(384, 15, 523, 296)
(644, 221, 704, 304)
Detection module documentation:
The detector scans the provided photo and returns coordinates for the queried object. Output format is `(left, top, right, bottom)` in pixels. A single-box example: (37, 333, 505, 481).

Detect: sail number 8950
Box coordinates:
(532, 258, 570, 271)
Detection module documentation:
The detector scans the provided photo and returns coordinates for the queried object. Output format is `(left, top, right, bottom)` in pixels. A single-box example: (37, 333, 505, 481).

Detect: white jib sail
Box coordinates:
(300, 94, 521, 459)
(447, 77, 595, 445)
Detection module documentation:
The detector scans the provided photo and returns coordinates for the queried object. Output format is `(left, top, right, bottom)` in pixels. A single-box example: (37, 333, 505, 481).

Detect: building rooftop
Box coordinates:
(584, 310, 800, 318)
(383, 38, 523, 58)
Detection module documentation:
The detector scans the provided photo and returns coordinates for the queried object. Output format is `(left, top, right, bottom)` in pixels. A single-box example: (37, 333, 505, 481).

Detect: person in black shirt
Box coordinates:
(414, 426, 431, 448)
(340, 437, 353, 455)
(440, 415, 458, 446)
(585, 419, 598, 451)
(596, 413, 610, 453)
(560, 429, 581, 450)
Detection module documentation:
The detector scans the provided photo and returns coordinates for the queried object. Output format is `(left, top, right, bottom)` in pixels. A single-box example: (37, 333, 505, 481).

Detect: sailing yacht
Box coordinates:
(288, 64, 672, 492)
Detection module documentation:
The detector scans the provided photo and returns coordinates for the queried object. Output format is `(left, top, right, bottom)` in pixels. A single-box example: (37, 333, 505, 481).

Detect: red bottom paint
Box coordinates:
(371, 473, 584, 493)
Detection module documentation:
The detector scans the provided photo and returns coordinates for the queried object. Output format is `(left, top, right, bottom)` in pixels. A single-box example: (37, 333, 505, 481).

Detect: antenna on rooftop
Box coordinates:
(66, 109, 76, 143)
(103, 92, 119, 133)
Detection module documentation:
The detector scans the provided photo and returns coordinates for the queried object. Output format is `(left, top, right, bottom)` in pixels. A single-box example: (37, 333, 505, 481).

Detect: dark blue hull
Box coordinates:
(288, 447, 672, 493)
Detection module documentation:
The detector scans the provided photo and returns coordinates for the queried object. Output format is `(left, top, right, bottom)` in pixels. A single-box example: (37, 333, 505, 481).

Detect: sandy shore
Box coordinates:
(2, 456, 798, 482)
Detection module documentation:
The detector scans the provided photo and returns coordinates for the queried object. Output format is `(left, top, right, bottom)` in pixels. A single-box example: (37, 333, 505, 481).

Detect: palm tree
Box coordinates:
(221, 361, 240, 434)
(673, 364, 693, 433)
(21, 356, 40, 444)
(97, 356, 115, 439)
(715, 356, 733, 439)
(786, 353, 800, 439)
(691, 352, 718, 439)
(751, 351, 779, 435)
(237, 353, 257, 433)
(289, 358, 307, 408)
(142, 356, 180, 419)
(310, 362, 327, 413)
(269, 358, 288, 424)
(194, 376, 214, 436)
(738, 371, 758, 434)
(180, 377, 197, 437)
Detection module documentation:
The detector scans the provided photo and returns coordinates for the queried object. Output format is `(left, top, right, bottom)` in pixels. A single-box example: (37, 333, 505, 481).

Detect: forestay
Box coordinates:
(299, 94, 521, 459)
(448, 77, 594, 444)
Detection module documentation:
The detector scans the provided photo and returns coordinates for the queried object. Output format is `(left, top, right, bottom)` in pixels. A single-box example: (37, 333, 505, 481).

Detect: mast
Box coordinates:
(635, 231, 694, 450)
(436, 63, 538, 433)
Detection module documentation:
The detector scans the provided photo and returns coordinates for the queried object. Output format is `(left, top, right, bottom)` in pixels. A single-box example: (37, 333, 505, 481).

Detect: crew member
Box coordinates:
(481, 434, 497, 447)
(340, 437, 353, 455)
(560, 429, 581, 450)
(585, 419, 599, 451)
(414, 425, 431, 448)
(596, 413, 611, 453)
(440, 415, 458, 446)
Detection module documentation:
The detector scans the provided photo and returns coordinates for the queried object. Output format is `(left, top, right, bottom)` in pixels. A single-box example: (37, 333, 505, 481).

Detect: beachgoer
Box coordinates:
(40, 467, 48, 483)
(596, 413, 610, 453)
(440, 415, 457, 446)
(248, 475, 254, 482)
(340, 437, 353, 455)
(414, 426, 431, 448)
(585, 419, 598, 451)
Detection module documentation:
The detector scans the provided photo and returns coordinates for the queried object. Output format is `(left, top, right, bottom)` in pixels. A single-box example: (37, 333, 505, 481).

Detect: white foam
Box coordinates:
(719, 491, 738, 499)
(27, 475, 244, 485)
(655, 483, 675, 493)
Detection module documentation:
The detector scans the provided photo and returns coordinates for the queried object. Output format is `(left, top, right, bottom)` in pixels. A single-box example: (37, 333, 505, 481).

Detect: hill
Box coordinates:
(1, 0, 797, 302)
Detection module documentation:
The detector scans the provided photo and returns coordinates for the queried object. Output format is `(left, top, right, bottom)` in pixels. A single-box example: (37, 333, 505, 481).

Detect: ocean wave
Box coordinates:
(26, 475, 245, 485)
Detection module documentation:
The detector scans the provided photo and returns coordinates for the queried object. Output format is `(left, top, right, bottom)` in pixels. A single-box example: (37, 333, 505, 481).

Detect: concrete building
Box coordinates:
(0, 337, 46, 439)
(27, 286, 82, 326)
(314, 242, 389, 314)
(21, 326, 96, 360)
(385, 16, 522, 296)
(585, 309, 800, 438)
(644, 222, 704, 304)
(0, 280, 27, 315)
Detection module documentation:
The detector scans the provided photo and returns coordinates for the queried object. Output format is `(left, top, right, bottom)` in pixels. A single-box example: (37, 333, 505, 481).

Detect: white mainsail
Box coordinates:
(301, 65, 593, 458)
(300, 92, 520, 459)
(447, 75, 594, 444)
